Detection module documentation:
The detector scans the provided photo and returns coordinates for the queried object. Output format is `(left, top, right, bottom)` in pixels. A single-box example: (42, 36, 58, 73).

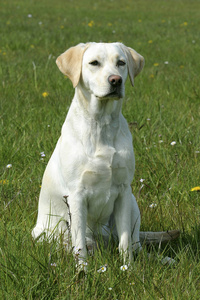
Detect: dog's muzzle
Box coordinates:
(108, 75, 122, 87)
(100, 75, 123, 99)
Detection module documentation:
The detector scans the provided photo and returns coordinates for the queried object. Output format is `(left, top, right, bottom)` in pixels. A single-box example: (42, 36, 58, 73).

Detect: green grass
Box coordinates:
(1, 0, 200, 298)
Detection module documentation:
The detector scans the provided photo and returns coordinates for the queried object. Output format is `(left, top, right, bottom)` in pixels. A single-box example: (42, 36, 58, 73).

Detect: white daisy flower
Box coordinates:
(120, 264, 128, 271)
(6, 164, 12, 168)
(149, 203, 157, 208)
(170, 141, 176, 146)
(97, 265, 107, 273)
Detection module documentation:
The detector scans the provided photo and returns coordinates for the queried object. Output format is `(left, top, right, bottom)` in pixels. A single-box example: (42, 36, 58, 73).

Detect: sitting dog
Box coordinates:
(32, 42, 145, 266)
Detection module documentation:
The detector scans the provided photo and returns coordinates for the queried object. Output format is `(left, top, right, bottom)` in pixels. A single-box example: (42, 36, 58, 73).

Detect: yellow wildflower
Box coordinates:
(88, 20, 94, 27)
(42, 92, 49, 98)
(154, 63, 159, 67)
(149, 74, 154, 78)
(190, 187, 200, 192)
(0, 179, 9, 185)
(148, 40, 153, 44)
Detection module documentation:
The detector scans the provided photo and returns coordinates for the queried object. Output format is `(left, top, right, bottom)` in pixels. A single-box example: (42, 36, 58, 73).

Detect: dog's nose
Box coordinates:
(108, 75, 122, 87)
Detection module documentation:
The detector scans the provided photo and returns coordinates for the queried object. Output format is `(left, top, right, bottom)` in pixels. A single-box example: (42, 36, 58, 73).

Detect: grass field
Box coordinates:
(1, 0, 200, 298)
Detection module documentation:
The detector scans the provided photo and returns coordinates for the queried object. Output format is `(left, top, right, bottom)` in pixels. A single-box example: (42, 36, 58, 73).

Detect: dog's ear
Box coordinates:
(56, 43, 89, 88)
(119, 44, 145, 86)
(127, 47, 145, 85)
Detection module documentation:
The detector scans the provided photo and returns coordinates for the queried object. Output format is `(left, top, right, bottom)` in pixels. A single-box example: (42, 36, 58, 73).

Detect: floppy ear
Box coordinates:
(119, 44, 145, 86)
(56, 43, 89, 88)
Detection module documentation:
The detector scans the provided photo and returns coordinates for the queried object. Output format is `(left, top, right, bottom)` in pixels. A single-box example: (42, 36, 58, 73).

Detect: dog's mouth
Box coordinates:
(99, 89, 122, 100)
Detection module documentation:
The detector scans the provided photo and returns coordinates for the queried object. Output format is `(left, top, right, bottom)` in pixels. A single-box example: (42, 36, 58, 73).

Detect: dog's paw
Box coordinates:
(161, 256, 176, 266)
(76, 260, 88, 277)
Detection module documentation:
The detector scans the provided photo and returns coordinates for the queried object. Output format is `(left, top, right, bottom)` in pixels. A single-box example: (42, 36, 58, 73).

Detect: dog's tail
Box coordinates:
(140, 230, 180, 245)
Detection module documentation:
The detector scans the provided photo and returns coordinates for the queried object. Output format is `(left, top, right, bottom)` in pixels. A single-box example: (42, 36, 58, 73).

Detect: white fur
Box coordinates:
(32, 42, 145, 264)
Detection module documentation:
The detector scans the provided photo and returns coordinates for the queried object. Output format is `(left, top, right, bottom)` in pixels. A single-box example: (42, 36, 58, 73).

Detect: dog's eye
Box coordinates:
(89, 60, 99, 66)
(117, 60, 126, 66)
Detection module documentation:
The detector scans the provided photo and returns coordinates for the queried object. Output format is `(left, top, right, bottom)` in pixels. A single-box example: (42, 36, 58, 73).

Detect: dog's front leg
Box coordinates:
(68, 194, 88, 268)
(114, 186, 133, 263)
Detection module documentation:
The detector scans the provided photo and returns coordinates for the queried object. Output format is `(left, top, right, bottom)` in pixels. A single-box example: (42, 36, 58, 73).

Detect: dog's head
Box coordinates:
(56, 42, 144, 100)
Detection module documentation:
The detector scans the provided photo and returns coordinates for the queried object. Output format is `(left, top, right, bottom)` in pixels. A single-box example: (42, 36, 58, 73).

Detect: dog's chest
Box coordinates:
(81, 145, 131, 193)
(81, 143, 132, 223)
(80, 118, 133, 192)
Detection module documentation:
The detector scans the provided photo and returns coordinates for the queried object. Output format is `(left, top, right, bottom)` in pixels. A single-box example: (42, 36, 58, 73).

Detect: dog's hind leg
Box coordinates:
(131, 194, 142, 252)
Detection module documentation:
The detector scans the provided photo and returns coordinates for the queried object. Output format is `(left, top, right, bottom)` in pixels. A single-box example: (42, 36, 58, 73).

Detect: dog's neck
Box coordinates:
(68, 87, 123, 156)
(74, 86, 122, 123)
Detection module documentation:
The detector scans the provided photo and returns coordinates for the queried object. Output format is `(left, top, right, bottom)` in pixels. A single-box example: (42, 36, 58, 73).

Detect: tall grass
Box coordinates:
(1, 0, 200, 298)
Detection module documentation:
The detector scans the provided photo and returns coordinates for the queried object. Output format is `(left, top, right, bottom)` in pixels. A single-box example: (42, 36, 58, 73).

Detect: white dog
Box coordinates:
(32, 42, 145, 266)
